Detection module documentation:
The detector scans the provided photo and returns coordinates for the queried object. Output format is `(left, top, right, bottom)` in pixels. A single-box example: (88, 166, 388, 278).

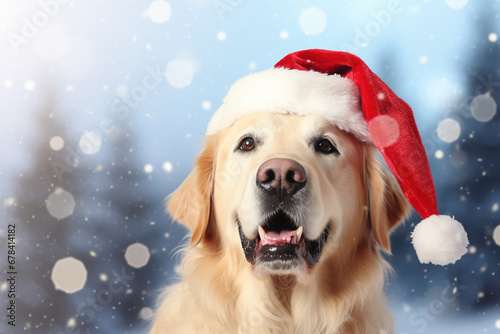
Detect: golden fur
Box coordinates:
(149, 113, 409, 334)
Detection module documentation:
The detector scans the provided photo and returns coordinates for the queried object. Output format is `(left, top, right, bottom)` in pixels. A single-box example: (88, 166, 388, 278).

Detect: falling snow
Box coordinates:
(49, 136, 64, 151)
(299, 7, 327, 35)
(165, 59, 194, 88)
(470, 94, 497, 122)
(67, 317, 77, 329)
(4, 197, 16, 207)
(202, 100, 212, 110)
(46, 188, 76, 220)
(125, 243, 151, 269)
(492, 203, 499, 212)
(493, 225, 500, 247)
(162, 161, 173, 172)
(148, 1, 171, 24)
(24, 80, 35, 91)
(116, 84, 129, 97)
(445, 0, 469, 10)
(79, 131, 102, 155)
(51, 257, 87, 293)
(280, 30, 289, 39)
(2, 1, 499, 333)
(437, 118, 461, 143)
(144, 163, 154, 173)
(367, 115, 399, 148)
(139, 307, 154, 320)
(434, 150, 444, 159)
(217, 31, 227, 41)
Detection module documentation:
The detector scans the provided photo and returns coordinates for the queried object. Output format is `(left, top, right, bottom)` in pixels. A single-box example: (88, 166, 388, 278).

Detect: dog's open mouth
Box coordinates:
(238, 210, 330, 272)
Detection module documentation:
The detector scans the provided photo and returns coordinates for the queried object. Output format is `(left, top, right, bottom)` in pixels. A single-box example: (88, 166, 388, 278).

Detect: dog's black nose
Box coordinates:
(256, 158, 306, 201)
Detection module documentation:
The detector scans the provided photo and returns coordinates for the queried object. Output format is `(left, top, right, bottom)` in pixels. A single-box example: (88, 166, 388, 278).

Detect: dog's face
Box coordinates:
(168, 112, 409, 281)
(213, 112, 369, 279)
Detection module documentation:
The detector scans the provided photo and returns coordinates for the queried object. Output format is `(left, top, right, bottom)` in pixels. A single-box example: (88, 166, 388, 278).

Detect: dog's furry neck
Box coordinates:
(176, 236, 392, 334)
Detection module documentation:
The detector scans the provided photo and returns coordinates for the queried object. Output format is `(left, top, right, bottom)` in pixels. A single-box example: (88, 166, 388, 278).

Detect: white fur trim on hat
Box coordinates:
(207, 68, 371, 142)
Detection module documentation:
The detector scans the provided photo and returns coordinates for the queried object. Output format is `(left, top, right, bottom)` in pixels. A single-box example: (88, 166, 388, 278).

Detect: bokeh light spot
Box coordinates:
(367, 115, 400, 148)
(125, 243, 150, 269)
(437, 118, 461, 143)
(471, 94, 497, 122)
(46, 188, 75, 220)
(79, 132, 102, 155)
(49, 136, 64, 151)
(299, 7, 327, 35)
(165, 59, 194, 88)
(445, 0, 468, 9)
(493, 225, 500, 247)
(51, 257, 87, 293)
(148, 1, 171, 24)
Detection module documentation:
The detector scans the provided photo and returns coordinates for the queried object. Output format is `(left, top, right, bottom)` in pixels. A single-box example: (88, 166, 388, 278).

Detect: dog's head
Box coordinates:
(168, 112, 409, 281)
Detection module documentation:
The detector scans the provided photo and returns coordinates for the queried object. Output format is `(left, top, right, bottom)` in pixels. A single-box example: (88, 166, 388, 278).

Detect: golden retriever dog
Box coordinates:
(149, 110, 410, 334)
(149, 48, 469, 333)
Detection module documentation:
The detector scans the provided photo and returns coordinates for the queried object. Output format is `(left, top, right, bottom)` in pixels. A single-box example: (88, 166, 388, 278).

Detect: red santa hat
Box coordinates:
(207, 49, 469, 266)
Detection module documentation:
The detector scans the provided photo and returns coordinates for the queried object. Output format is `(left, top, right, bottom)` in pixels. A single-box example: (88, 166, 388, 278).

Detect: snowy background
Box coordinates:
(0, 0, 499, 333)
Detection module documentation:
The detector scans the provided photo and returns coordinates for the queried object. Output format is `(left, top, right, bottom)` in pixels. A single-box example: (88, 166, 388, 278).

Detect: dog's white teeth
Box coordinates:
(296, 226, 303, 241)
(258, 225, 266, 241)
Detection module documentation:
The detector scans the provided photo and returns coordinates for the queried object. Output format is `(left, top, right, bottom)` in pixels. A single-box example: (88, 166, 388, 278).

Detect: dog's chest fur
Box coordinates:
(150, 246, 393, 334)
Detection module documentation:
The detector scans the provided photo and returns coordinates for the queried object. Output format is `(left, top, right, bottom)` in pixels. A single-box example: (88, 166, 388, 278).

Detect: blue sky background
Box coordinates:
(0, 0, 477, 180)
(1, 0, 499, 333)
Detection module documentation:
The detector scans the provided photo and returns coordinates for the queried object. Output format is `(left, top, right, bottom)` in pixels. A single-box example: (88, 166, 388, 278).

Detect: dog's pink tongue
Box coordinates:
(262, 230, 297, 245)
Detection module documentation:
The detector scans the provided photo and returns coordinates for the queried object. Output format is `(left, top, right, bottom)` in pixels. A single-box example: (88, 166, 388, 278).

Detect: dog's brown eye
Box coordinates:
(239, 137, 255, 152)
(315, 139, 339, 155)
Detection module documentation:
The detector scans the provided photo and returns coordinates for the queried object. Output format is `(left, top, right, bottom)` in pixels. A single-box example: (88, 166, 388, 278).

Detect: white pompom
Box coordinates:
(411, 215, 469, 266)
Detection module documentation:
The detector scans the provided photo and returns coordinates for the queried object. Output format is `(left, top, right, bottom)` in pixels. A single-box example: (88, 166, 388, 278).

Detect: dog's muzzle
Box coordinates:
(238, 158, 330, 272)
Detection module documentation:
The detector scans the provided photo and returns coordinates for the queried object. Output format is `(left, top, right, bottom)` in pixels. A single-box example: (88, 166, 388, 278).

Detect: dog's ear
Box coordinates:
(167, 134, 219, 246)
(366, 148, 410, 253)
